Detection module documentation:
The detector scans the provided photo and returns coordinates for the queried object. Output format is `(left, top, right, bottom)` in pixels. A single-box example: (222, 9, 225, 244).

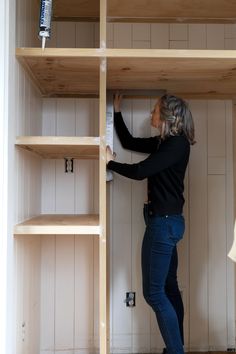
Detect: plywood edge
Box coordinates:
(105, 48, 236, 59)
(16, 47, 105, 58)
(107, 16, 236, 24)
(15, 136, 100, 146)
(16, 48, 236, 60)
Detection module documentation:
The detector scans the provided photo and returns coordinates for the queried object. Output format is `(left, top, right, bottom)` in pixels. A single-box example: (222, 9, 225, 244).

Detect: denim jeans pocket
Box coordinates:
(167, 216, 185, 244)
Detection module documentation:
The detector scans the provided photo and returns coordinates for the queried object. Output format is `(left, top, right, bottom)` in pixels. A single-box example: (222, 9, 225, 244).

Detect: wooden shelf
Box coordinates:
(16, 48, 236, 98)
(14, 214, 100, 235)
(107, 0, 236, 23)
(16, 48, 101, 97)
(15, 136, 100, 159)
(106, 49, 236, 98)
(52, 0, 236, 23)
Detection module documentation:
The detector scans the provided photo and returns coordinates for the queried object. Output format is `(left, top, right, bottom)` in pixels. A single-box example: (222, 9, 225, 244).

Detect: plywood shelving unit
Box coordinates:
(15, 0, 236, 353)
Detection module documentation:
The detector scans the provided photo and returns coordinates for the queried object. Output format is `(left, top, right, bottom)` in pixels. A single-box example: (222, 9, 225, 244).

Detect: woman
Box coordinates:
(106, 93, 195, 354)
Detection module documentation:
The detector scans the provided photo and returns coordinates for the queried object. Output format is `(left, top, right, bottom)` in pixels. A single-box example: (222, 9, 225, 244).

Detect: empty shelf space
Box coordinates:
(14, 214, 100, 235)
(15, 136, 100, 159)
(16, 48, 101, 97)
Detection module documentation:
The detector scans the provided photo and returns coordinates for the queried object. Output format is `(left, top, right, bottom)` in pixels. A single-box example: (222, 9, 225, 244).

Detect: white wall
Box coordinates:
(14, 1, 43, 353)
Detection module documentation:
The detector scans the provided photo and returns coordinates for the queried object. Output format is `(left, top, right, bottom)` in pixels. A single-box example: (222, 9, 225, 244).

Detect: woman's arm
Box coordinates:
(107, 136, 189, 180)
(114, 111, 160, 153)
(113, 93, 160, 153)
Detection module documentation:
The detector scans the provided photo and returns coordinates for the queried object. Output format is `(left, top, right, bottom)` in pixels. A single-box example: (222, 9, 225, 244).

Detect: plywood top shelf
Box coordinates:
(16, 48, 236, 98)
(53, 0, 236, 23)
(15, 136, 100, 159)
(14, 214, 100, 235)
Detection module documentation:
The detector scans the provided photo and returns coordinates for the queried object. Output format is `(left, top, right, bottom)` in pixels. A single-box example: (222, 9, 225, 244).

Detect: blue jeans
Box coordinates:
(142, 204, 185, 354)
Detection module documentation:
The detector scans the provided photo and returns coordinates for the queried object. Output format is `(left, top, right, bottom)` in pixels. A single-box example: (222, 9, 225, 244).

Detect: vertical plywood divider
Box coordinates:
(99, 0, 109, 353)
(99, 61, 108, 353)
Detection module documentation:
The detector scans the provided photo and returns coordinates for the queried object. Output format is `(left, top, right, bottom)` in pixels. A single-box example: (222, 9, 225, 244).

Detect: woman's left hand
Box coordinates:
(106, 146, 116, 164)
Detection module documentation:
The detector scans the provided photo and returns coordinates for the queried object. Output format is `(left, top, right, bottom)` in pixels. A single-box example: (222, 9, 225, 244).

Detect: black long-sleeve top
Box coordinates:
(107, 112, 190, 216)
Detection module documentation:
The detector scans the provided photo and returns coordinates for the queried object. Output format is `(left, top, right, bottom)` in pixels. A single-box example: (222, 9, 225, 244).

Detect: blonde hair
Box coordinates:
(159, 94, 195, 145)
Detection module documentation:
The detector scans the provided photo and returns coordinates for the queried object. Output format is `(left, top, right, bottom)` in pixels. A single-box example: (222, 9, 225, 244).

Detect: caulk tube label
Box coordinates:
(39, 0, 52, 38)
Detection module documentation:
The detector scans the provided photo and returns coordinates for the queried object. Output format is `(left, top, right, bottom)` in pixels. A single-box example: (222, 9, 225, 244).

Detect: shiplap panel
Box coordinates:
(74, 235, 94, 349)
(151, 24, 169, 49)
(41, 99, 57, 213)
(76, 23, 96, 48)
(29, 154, 42, 216)
(16, 236, 41, 354)
(132, 24, 150, 41)
(188, 101, 208, 350)
(207, 24, 225, 49)
(179, 167, 190, 350)
(15, 237, 25, 353)
(169, 40, 188, 49)
(114, 24, 132, 48)
(93, 237, 99, 351)
(170, 24, 188, 41)
(55, 236, 75, 350)
(107, 23, 114, 41)
(132, 41, 150, 49)
(56, 99, 76, 136)
(112, 100, 132, 352)
(15, 0, 43, 230)
(75, 160, 95, 213)
(40, 236, 55, 352)
(55, 99, 76, 213)
(26, 236, 41, 354)
(131, 100, 152, 352)
(42, 99, 57, 135)
(111, 222, 132, 352)
(47, 22, 58, 48)
(208, 175, 227, 349)
(207, 101, 226, 157)
(41, 160, 56, 213)
(16, 0, 38, 47)
(225, 102, 235, 348)
(208, 157, 226, 174)
(56, 22, 76, 48)
(55, 159, 75, 214)
(75, 99, 94, 136)
(189, 25, 207, 49)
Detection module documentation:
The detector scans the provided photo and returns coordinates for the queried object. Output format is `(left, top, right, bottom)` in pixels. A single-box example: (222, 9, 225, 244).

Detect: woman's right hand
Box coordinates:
(114, 92, 123, 112)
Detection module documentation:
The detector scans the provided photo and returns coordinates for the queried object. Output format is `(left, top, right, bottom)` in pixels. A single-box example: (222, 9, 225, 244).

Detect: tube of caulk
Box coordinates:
(39, 0, 53, 50)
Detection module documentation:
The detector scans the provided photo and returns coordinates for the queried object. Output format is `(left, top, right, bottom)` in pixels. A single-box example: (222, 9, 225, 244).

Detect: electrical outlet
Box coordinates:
(125, 292, 135, 307)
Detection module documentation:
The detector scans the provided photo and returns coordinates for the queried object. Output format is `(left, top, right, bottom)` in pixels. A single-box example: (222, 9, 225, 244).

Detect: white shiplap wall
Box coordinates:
(14, 19, 236, 354)
(15, 1, 42, 354)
